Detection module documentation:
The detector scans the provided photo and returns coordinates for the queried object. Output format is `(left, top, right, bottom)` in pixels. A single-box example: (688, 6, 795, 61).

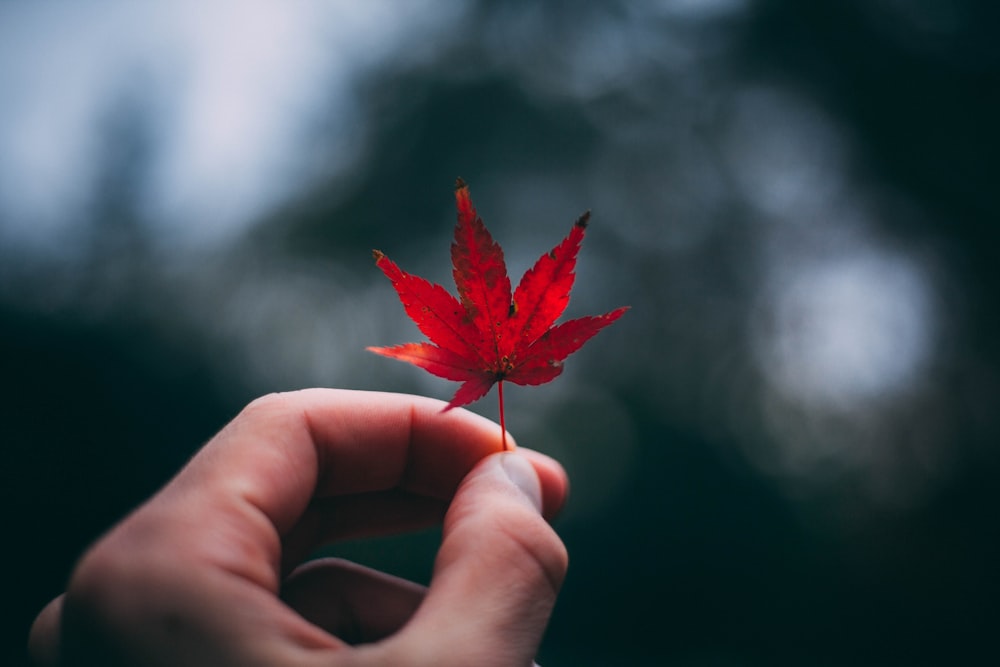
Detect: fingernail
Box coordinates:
(499, 452, 543, 512)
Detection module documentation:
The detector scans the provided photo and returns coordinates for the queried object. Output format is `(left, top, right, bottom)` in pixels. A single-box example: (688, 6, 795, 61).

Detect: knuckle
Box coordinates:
(64, 540, 142, 631)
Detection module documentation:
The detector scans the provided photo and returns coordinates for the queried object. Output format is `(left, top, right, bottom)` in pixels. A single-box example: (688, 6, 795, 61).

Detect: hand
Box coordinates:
(29, 389, 569, 666)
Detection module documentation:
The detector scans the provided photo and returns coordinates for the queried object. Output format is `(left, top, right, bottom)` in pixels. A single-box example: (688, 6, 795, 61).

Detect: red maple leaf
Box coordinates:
(368, 178, 628, 449)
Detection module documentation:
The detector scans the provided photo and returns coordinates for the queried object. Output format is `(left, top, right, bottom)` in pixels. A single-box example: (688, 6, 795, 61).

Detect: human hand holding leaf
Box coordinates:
(368, 179, 628, 450)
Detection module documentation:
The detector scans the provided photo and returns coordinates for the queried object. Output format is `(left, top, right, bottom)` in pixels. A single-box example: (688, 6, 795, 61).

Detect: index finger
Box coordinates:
(173, 389, 532, 537)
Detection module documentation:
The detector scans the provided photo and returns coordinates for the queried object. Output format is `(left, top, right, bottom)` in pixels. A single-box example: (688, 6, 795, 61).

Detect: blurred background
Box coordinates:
(3, 1, 998, 664)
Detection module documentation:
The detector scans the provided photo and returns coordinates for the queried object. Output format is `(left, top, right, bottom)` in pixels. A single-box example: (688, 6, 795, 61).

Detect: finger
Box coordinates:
(28, 594, 64, 666)
(281, 450, 567, 568)
(172, 389, 508, 540)
(517, 448, 570, 520)
(128, 389, 507, 594)
(180, 390, 568, 569)
(281, 558, 425, 644)
(369, 452, 569, 667)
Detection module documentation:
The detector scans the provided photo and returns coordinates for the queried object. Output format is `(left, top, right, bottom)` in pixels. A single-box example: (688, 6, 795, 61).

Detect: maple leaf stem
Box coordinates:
(498, 380, 508, 451)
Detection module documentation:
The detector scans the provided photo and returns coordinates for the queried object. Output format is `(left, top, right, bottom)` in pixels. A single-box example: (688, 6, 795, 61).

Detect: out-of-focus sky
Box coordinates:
(0, 1, 463, 249)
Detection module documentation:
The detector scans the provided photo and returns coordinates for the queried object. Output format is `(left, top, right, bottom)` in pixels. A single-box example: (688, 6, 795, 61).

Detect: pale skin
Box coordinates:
(28, 389, 570, 666)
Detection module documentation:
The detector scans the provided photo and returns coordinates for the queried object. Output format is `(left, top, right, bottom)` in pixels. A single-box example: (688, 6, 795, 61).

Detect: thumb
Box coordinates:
(370, 451, 568, 667)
